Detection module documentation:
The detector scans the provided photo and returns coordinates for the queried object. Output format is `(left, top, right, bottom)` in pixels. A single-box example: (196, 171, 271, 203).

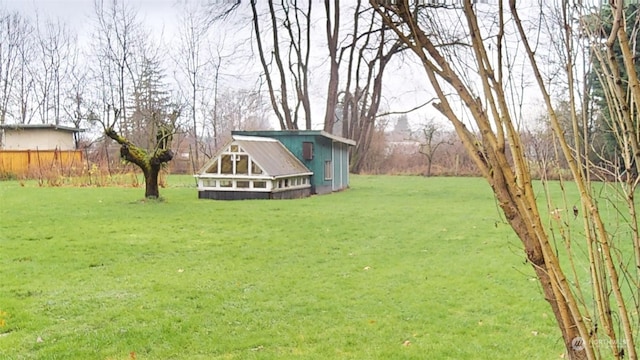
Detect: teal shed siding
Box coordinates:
(232, 130, 354, 194)
(332, 141, 350, 191)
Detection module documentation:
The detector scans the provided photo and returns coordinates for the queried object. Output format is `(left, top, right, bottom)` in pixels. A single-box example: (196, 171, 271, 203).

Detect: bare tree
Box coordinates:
(248, 0, 304, 129)
(174, 1, 212, 168)
(14, 15, 35, 125)
(414, 118, 450, 177)
(323, 0, 340, 132)
(33, 16, 73, 125)
(205, 43, 225, 154)
(202, 88, 269, 154)
(342, 1, 403, 173)
(371, 0, 640, 358)
(93, 0, 141, 133)
(64, 53, 94, 127)
(0, 10, 32, 125)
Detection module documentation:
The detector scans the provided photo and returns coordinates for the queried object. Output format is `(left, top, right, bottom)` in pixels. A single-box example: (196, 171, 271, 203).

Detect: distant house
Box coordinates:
(0, 124, 84, 177)
(196, 135, 313, 200)
(233, 130, 355, 194)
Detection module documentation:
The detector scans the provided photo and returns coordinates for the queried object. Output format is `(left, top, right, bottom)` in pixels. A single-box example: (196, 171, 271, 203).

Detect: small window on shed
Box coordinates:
(220, 180, 232, 187)
(302, 142, 314, 160)
(220, 155, 233, 174)
(206, 159, 219, 174)
(253, 181, 267, 189)
(251, 160, 263, 175)
(237, 180, 250, 188)
(236, 155, 248, 174)
(324, 160, 332, 180)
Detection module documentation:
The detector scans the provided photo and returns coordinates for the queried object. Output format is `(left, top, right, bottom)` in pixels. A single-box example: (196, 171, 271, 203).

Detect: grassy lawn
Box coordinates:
(0, 175, 562, 359)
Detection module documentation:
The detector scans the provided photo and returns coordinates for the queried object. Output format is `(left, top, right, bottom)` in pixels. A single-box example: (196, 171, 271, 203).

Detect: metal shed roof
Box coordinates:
(233, 130, 356, 146)
(199, 135, 311, 178)
(0, 124, 84, 132)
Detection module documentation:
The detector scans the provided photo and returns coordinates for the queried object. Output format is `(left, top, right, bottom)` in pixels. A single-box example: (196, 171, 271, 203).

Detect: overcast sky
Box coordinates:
(1, 0, 180, 34)
(0, 1, 542, 131)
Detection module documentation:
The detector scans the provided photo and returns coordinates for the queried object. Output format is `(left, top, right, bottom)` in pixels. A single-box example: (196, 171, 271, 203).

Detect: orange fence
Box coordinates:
(0, 149, 84, 178)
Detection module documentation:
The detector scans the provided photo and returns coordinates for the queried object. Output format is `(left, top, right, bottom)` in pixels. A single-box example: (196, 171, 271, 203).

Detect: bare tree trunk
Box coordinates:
(106, 125, 174, 199)
(323, 0, 340, 132)
(144, 163, 161, 198)
(249, 0, 295, 130)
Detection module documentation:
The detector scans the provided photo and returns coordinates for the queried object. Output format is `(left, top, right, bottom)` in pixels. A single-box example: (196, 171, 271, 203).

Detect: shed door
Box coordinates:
(332, 143, 344, 191)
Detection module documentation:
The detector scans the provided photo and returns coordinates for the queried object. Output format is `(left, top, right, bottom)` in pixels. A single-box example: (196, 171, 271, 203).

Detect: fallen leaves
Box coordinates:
(0, 309, 6, 328)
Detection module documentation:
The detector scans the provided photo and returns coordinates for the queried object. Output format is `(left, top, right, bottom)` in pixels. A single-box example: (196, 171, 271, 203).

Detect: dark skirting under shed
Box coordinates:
(198, 187, 311, 200)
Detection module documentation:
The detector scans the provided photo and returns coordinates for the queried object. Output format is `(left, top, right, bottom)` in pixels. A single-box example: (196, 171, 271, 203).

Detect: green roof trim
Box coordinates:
(233, 130, 356, 146)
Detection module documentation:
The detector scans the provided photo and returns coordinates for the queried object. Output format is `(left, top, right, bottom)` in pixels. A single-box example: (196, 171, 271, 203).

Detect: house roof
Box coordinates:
(199, 135, 312, 178)
(0, 124, 84, 132)
(233, 130, 356, 146)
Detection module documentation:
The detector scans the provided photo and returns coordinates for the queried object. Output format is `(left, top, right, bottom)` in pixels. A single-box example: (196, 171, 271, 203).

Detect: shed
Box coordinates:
(233, 130, 355, 194)
(196, 135, 313, 200)
(0, 124, 82, 150)
(0, 124, 84, 177)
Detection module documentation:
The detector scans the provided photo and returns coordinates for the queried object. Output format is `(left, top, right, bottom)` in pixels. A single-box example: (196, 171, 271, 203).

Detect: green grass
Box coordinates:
(0, 175, 562, 359)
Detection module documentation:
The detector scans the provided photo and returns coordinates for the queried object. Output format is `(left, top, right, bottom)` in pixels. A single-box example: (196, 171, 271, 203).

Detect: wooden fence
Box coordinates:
(0, 149, 84, 178)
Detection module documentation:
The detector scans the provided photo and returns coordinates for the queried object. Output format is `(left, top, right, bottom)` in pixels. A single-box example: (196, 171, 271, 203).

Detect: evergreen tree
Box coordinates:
(585, 4, 640, 166)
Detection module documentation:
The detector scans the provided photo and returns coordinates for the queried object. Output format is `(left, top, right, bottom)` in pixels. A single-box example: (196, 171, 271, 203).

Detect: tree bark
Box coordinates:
(106, 127, 173, 199)
(144, 164, 160, 199)
(371, 1, 595, 357)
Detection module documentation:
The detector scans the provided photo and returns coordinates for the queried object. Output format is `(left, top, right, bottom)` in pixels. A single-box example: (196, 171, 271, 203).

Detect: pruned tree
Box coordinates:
(107, 56, 180, 198)
(104, 108, 178, 199)
(93, 0, 181, 198)
(371, 0, 640, 358)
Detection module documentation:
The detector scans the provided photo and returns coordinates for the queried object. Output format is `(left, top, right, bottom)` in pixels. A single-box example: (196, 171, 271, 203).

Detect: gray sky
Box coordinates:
(1, 0, 179, 33)
(0, 0, 483, 131)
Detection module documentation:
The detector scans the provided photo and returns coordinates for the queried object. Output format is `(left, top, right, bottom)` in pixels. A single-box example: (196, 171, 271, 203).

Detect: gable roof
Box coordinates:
(233, 135, 311, 177)
(198, 135, 311, 177)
